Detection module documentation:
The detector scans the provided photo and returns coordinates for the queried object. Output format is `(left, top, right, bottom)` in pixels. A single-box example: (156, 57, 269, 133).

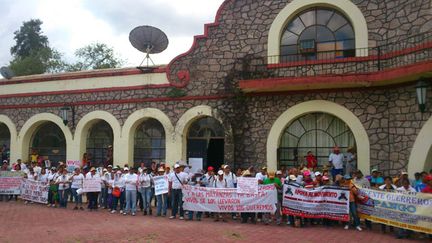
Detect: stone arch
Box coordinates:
(408, 116, 432, 176)
(73, 111, 121, 166)
(267, 100, 370, 173)
(18, 113, 73, 163)
(0, 115, 18, 163)
(121, 108, 175, 166)
(267, 0, 369, 63)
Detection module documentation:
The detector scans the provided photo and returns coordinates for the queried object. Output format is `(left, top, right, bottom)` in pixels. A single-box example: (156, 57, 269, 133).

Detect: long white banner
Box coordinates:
(182, 185, 277, 213)
(20, 179, 48, 204)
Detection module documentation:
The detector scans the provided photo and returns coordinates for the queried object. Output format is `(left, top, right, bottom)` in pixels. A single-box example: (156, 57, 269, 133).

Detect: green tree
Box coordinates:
(9, 19, 66, 76)
(67, 43, 124, 71)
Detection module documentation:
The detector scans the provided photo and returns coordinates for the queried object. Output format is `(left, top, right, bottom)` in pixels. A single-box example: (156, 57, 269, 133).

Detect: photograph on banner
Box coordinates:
(188, 158, 203, 173)
(357, 188, 432, 234)
(20, 179, 48, 204)
(0, 171, 24, 195)
(66, 160, 81, 173)
(183, 184, 277, 213)
(153, 175, 169, 196)
(237, 177, 258, 194)
(282, 183, 350, 221)
(83, 178, 102, 192)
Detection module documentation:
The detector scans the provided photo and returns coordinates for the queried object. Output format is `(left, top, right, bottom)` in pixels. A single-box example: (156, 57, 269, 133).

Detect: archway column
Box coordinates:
(408, 116, 432, 176)
(267, 100, 370, 173)
(0, 115, 18, 164)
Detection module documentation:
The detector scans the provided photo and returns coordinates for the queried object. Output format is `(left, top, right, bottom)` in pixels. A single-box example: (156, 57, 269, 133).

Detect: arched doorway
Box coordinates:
(30, 122, 66, 166)
(0, 123, 11, 162)
(86, 120, 113, 167)
(278, 112, 356, 168)
(133, 118, 166, 168)
(187, 117, 224, 170)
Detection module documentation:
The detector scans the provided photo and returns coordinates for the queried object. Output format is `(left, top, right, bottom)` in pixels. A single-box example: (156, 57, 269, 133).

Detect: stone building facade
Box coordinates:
(0, 0, 431, 176)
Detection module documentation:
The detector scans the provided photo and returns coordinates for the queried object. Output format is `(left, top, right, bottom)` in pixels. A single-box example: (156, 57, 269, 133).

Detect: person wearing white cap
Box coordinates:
(214, 170, 228, 222)
(111, 168, 125, 214)
(255, 166, 268, 184)
(168, 164, 189, 219)
(223, 165, 237, 188)
(123, 167, 138, 216)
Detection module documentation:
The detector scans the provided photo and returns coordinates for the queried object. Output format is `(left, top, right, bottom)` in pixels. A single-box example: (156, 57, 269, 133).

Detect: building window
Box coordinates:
(280, 7, 355, 61)
(86, 120, 113, 167)
(133, 118, 166, 167)
(30, 122, 66, 166)
(278, 113, 355, 168)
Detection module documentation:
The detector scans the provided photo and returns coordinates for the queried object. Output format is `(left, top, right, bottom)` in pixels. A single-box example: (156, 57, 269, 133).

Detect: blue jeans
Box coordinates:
(111, 191, 125, 211)
(140, 187, 152, 213)
(156, 193, 168, 216)
(332, 168, 343, 179)
(171, 189, 183, 217)
(58, 189, 68, 208)
(188, 211, 202, 220)
(99, 187, 108, 208)
(348, 202, 360, 227)
(71, 188, 82, 206)
(124, 190, 137, 214)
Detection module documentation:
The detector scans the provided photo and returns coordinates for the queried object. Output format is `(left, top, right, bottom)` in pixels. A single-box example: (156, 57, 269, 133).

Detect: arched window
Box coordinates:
(278, 113, 355, 167)
(280, 7, 355, 61)
(0, 123, 11, 162)
(86, 120, 113, 167)
(133, 118, 166, 167)
(31, 122, 66, 165)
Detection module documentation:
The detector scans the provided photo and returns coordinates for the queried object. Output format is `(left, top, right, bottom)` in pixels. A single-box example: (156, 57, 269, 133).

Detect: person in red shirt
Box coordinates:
(421, 175, 432, 193)
(305, 151, 317, 171)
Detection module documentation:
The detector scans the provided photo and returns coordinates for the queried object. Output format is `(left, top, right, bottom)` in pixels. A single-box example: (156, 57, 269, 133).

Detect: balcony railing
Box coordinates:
(240, 32, 432, 80)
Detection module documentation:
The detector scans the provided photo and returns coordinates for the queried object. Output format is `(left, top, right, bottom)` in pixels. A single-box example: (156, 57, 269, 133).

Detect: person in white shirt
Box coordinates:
(86, 167, 101, 211)
(168, 164, 189, 219)
(111, 168, 126, 214)
(396, 179, 416, 193)
(38, 168, 49, 184)
(255, 166, 267, 184)
(223, 165, 237, 188)
(329, 147, 344, 179)
(123, 167, 138, 216)
(138, 167, 152, 215)
(55, 169, 70, 208)
(214, 170, 228, 222)
(69, 167, 84, 210)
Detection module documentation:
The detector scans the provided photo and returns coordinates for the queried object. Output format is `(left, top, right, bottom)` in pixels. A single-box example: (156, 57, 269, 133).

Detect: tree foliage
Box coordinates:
(67, 43, 124, 72)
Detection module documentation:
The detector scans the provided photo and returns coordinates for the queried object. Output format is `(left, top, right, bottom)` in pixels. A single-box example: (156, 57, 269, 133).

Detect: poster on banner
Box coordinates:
(357, 187, 432, 234)
(83, 178, 102, 192)
(183, 184, 277, 213)
(153, 175, 169, 196)
(189, 158, 203, 173)
(66, 160, 81, 172)
(237, 177, 258, 194)
(0, 171, 24, 195)
(20, 179, 48, 204)
(282, 183, 350, 221)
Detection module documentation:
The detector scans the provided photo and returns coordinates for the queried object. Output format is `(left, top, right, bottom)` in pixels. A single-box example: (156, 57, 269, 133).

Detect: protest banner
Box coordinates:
(66, 160, 81, 173)
(0, 171, 24, 195)
(237, 177, 258, 194)
(20, 179, 48, 204)
(83, 177, 102, 192)
(357, 188, 432, 234)
(153, 175, 169, 196)
(282, 183, 350, 221)
(183, 184, 277, 213)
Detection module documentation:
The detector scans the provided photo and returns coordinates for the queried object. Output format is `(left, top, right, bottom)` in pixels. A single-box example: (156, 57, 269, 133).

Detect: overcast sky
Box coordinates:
(0, 0, 225, 68)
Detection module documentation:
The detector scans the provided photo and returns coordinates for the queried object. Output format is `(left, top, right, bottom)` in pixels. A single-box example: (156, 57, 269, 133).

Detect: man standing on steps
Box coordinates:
(168, 163, 189, 220)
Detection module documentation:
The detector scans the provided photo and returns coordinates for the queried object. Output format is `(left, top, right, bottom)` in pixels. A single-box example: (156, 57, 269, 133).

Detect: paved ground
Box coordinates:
(0, 201, 428, 243)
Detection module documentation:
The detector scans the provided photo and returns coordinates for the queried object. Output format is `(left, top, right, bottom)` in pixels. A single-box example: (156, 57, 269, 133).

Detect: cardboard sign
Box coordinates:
(83, 178, 102, 192)
(20, 179, 48, 204)
(153, 175, 169, 196)
(237, 177, 258, 194)
(189, 158, 203, 173)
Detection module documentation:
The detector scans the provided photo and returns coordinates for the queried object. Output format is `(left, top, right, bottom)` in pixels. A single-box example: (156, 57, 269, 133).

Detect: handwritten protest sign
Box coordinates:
(282, 183, 350, 221)
(183, 184, 277, 213)
(20, 179, 48, 204)
(83, 177, 102, 192)
(357, 188, 432, 234)
(237, 177, 258, 194)
(0, 171, 24, 195)
(153, 175, 169, 196)
(66, 160, 81, 173)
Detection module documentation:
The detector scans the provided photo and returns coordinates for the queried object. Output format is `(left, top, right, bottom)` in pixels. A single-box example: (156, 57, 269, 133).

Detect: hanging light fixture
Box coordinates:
(60, 105, 75, 126)
(416, 78, 429, 113)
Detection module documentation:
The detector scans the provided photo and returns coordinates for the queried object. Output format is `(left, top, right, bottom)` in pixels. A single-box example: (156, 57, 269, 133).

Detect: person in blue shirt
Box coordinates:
(369, 169, 384, 188)
(414, 171, 428, 192)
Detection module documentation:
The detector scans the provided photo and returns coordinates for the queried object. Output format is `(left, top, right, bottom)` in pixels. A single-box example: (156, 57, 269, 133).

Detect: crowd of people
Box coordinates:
(1, 146, 432, 240)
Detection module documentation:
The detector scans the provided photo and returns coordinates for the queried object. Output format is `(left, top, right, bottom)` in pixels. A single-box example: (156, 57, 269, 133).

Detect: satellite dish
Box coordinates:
(0, 67, 15, 80)
(129, 25, 169, 68)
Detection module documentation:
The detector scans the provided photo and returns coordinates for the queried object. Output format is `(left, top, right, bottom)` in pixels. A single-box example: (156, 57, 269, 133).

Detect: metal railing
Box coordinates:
(240, 32, 432, 80)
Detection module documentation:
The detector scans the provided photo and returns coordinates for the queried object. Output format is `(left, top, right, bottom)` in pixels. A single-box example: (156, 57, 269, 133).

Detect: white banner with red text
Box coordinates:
(182, 185, 277, 213)
(282, 183, 350, 221)
(357, 188, 432, 234)
(0, 171, 24, 195)
(20, 179, 48, 204)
